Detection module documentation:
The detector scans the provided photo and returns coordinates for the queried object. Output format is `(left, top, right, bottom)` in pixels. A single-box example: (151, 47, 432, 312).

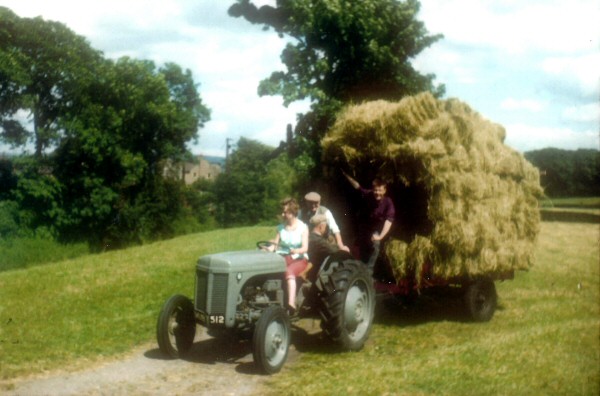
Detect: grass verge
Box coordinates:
(0, 226, 272, 379)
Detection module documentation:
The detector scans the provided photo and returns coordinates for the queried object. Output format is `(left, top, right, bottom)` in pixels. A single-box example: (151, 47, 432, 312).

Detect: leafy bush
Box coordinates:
(0, 200, 21, 238)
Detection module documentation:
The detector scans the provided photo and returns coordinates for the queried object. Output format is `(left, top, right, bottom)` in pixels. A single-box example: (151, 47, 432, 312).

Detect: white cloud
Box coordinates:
(2, 1, 182, 37)
(541, 53, 600, 98)
(505, 123, 599, 152)
(562, 103, 600, 123)
(500, 98, 545, 112)
(419, 0, 599, 55)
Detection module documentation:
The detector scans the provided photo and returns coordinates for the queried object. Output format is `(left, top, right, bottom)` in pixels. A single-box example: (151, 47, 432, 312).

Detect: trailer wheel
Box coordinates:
(156, 294, 196, 358)
(252, 305, 290, 374)
(464, 279, 497, 322)
(317, 259, 375, 351)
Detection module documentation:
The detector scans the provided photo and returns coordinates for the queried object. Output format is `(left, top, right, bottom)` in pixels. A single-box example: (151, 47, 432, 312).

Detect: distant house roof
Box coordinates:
(202, 156, 226, 167)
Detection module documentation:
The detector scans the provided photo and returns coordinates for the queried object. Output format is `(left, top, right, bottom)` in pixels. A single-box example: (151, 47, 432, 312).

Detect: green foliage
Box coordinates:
(0, 10, 212, 249)
(9, 158, 65, 237)
(0, 158, 17, 200)
(0, 7, 103, 156)
(212, 137, 303, 227)
(0, 200, 20, 238)
(229, 0, 445, 169)
(213, 138, 276, 226)
(184, 179, 217, 228)
(53, 57, 210, 248)
(525, 148, 600, 197)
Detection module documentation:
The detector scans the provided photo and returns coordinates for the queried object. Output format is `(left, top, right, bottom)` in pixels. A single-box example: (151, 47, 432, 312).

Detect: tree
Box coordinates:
(525, 148, 600, 197)
(213, 138, 273, 226)
(53, 57, 211, 247)
(229, 0, 444, 151)
(1, 9, 211, 248)
(213, 138, 300, 227)
(0, 7, 103, 157)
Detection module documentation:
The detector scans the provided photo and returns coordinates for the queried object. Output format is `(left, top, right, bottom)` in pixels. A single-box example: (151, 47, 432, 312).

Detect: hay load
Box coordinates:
(322, 92, 543, 284)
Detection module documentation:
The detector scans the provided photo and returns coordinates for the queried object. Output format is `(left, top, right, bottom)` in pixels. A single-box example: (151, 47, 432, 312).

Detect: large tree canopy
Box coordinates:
(229, 0, 444, 144)
(53, 58, 210, 244)
(0, 8, 211, 248)
(0, 7, 103, 157)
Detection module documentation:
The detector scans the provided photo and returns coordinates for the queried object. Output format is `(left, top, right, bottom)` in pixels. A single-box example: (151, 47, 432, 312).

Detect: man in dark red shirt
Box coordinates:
(343, 172, 395, 273)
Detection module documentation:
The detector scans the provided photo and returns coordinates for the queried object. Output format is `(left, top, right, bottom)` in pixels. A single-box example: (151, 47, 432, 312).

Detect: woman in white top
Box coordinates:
(267, 197, 308, 314)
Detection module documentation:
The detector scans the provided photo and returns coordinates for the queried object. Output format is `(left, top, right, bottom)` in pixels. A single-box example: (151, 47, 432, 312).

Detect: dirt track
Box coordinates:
(2, 319, 323, 396)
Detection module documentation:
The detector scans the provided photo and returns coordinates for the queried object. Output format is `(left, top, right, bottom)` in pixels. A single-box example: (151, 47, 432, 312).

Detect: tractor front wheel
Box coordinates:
(156, 294, 196, 358)
(252, 305, 291, 374)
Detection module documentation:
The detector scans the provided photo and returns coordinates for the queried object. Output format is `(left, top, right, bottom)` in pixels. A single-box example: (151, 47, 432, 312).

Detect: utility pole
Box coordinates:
(286, 124, 293, 156)
(225, 138, 232, 173)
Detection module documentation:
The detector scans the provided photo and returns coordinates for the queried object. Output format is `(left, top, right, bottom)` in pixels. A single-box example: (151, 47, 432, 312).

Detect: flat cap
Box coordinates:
(304, 191, 321, 202)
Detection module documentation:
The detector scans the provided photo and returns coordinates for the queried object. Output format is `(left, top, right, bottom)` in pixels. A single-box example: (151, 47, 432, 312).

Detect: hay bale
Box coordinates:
(322, 92, 542, 284)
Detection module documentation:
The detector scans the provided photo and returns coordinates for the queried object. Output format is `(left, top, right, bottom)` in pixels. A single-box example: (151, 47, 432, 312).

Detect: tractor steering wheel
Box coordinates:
(256, 241, 277, 251)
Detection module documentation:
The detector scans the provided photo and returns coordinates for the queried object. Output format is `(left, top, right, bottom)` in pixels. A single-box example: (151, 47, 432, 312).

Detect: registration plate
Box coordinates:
(197, 311, 224, 326)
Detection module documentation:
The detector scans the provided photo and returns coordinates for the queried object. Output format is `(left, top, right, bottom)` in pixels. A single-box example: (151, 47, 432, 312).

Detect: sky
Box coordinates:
(1, 0, 598, 156)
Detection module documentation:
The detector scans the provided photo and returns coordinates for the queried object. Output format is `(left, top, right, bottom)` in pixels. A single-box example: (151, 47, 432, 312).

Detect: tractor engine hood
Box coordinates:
(197, 250, 286, 274)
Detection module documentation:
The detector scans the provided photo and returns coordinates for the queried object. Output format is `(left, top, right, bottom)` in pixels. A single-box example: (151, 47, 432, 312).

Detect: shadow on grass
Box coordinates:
(143, 326, 333, 374)
(374, 287, 506, 327)
(143, 291, 506, 370)
(289, 324, 339, 355)
(540, 209, 600, 223)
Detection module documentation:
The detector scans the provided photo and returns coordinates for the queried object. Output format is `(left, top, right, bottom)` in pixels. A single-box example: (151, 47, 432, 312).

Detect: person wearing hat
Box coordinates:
(299, 191, 349, 253)
(307, 214, 341, 276)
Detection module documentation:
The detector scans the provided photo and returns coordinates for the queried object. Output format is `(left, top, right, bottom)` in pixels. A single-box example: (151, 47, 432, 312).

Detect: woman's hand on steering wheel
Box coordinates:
(256, 241, 276, 252)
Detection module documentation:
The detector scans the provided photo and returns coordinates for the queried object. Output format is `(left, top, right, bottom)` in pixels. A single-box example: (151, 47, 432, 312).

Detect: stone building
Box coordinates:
(183, 157, 222, 184)
(163, 156, 222, 185)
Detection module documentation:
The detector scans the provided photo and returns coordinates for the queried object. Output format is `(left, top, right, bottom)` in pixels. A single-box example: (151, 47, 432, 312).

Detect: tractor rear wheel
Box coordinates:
(317, 259, 375, 351)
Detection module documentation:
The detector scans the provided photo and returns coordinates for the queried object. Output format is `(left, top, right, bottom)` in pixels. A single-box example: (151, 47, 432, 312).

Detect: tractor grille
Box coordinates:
(195, 271, 208, 311)
(195, 270, 228, 315)
(210, 273, 228, 313)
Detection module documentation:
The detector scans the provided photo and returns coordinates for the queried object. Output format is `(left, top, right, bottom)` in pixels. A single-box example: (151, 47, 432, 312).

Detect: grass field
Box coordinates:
(0, 227, 274, 380)
(262, 220, 599, 395)
(0, 220, 598, 395)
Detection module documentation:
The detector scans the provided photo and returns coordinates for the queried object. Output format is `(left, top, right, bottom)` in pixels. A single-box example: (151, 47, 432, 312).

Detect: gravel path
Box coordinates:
(1, 319, 322, 396)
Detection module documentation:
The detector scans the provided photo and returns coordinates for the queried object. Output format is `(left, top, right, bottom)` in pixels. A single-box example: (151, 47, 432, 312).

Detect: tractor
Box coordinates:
(156, 243, 375, 374)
